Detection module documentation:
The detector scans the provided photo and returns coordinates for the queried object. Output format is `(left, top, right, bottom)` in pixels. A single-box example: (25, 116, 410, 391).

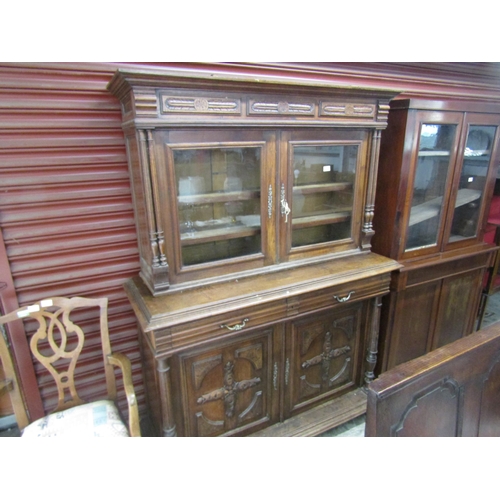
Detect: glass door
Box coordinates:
(173, 146, 262, 266)
(445, 117, 499, 246)
(280, 129, 368, 261)
(403, 112, 462, 256)
(155, 129, 275, 284)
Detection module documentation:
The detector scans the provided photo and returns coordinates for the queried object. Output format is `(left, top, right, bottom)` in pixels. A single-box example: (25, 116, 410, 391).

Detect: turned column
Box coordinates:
(364, 296, 382, 386)
(157, 357, 177, 437)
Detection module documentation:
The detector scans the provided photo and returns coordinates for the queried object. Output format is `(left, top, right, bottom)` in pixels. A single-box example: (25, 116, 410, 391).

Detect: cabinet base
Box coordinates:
(249, 389, 367, 437)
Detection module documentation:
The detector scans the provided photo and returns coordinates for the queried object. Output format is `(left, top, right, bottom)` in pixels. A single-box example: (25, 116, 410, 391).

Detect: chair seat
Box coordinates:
(21, 400, 129, 438)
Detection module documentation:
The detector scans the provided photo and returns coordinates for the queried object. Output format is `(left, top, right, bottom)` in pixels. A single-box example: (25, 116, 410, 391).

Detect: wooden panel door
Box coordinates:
(385, 281, 441, 369)
(285, 305, 365, 419)
(177, 326, 280, 437)
(366, 322, 500, 437)
(432, 269, 483, 349)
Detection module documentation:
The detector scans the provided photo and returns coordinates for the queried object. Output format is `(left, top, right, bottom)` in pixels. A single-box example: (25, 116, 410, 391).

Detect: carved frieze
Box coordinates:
(160, 94, 241, 114)
(320, 102, 376, 118)
(248, 99, 315, 116)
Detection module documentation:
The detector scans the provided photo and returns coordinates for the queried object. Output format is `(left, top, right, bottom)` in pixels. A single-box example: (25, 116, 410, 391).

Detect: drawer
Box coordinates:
(161, 299, 287, 354)
(289, 273, 391, 317)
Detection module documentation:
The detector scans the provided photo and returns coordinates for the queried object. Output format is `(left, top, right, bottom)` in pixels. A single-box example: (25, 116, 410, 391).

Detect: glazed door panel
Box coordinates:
(178, 326, 279, 437)
(279, 129, 369, 262)
(152, 128, 277, 285)
(402, 111, 462, 259)
(285, 305, 364, 418)
(444, 114, 500, 251)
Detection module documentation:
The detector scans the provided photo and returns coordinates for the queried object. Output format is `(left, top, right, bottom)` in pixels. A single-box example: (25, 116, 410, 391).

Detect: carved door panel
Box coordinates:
(285, 305, 364, 418)
(178, 327, 279, 437)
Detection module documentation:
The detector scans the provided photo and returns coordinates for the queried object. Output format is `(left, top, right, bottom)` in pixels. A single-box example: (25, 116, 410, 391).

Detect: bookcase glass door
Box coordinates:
(173, 146, 262, 266)
(405, 123, 458, 251)
(449, 125, 498, 242)
(291, 144, 358, 248)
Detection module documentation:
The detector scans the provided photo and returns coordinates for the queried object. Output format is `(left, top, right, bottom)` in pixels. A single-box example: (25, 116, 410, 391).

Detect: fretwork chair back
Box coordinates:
(0, 296, 140, 437)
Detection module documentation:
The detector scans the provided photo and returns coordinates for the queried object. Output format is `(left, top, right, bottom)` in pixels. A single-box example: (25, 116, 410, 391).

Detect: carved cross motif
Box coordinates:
(301, 331, 351, 382)
(196, 361, 261, 418)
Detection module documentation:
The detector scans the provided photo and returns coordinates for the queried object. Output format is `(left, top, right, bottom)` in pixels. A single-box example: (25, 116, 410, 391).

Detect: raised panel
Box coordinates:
(478, 354, 500, 437)
(390, 378, 461, 437)
(286, 305, 363, 417)
(433, 269, 483, 349)
(387, 281, 441, 368)
(178, 327, 276, 436)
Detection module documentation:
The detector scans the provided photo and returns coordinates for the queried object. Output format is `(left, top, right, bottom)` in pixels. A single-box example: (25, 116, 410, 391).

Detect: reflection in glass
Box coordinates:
(449, 125, 496, 241)
(291, 144, 357, 248)
(173, 147, 261, 266)
(405, 123, 457, 251)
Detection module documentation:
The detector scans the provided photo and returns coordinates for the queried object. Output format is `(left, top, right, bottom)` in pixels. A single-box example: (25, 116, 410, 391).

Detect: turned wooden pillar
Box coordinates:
(364, 296, 382, 386)
(157, 357, 177, 437)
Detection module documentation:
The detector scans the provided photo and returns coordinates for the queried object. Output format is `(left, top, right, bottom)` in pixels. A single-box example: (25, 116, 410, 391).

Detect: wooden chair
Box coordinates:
(0, 296, 140, 437)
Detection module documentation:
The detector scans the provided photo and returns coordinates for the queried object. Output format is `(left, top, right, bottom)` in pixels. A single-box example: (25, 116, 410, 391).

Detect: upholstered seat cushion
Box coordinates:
(21, 400, 129, 437)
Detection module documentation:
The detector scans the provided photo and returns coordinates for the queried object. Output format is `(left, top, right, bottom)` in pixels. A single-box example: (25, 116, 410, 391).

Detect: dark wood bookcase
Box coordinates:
(373, 98, 500, 372)
(108, 69, 400, 436)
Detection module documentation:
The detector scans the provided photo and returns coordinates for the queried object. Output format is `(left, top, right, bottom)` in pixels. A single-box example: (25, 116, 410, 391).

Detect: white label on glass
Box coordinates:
(323, 165, 332, 172)
(27, 305, 40, 312)
(40, 299, 53, 307)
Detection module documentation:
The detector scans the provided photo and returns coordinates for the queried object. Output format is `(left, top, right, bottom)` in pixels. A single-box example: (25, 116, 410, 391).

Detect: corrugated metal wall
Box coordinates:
(1, 61, 500, 426)
(0, 63, 145, 417)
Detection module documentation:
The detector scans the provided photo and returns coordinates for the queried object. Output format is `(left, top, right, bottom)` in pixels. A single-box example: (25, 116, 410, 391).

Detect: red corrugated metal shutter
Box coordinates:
(0, 63, 144, 418)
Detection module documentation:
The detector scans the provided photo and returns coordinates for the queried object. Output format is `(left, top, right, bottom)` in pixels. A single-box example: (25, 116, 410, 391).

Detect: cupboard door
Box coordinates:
(432, 269, 483, 349)
(402, 111, 462, 258)
(444, 115, 500, 249)
(386, 282, 441, 369)
(285, 305, 364, 418)
(153, 129, 277, 284)
(178, 326, 279, 436)
(279, 129, 369, 261)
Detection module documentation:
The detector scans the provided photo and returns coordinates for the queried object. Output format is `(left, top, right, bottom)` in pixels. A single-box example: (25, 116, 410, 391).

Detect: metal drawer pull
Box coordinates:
(220, 318, 249, 331)
(333, 291, 355, 303)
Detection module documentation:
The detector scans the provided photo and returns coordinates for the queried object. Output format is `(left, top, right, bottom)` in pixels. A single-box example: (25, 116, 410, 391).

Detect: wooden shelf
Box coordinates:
(181, 222, 260, 246)
(409, 188, 481, 226)
(293, 182, 352, 194)
(292, 210, 351, 229)
(418, 150, 451, 157)
(178, 189, 260, 206)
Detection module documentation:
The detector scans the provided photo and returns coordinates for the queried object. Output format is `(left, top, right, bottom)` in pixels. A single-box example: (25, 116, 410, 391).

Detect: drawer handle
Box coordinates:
(333, 291, 355, 303)
(220, 318, 249, 331)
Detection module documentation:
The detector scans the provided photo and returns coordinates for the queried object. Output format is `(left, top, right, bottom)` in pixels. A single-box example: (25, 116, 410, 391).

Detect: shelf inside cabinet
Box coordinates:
(418, 150, 451, 157)
(292, 210, 351, 229)
(180, 218, 260, 245)
(409, 188, 481, 226)
(293, 182, 352, 195)
(178, 189, 260, 206)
